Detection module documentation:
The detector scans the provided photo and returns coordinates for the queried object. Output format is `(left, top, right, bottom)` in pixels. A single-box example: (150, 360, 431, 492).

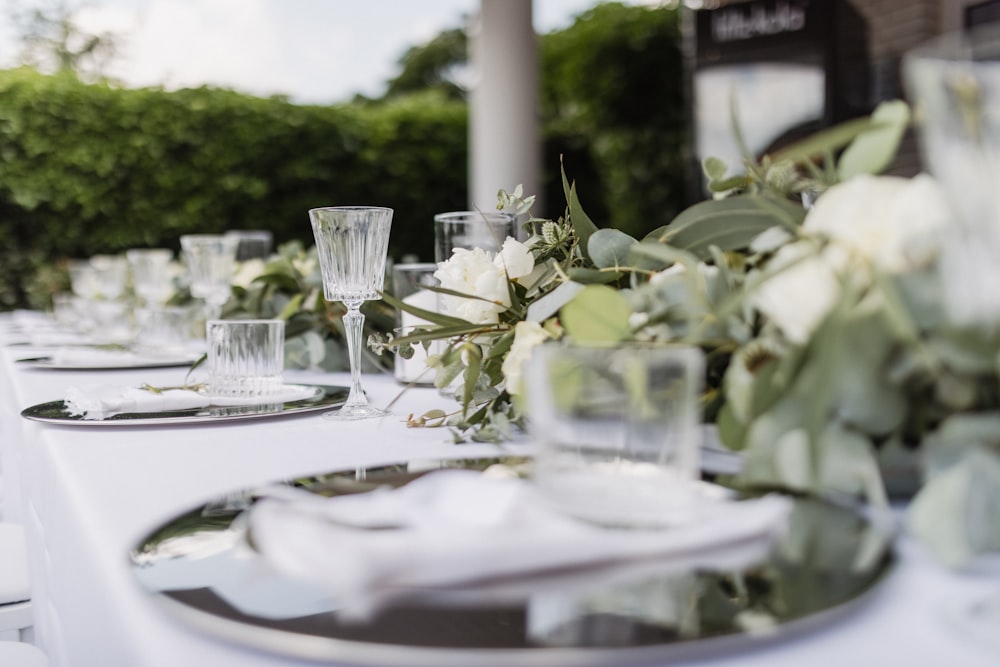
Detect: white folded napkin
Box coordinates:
(249, 469, 792, 620)
(64, 384, 319, 420)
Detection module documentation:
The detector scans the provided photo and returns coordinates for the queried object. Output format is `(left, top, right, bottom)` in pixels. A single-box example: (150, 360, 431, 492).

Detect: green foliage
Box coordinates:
(384, 27, 468, 100)
(0, 69, 466, 308)
(541, 2, 686, 237)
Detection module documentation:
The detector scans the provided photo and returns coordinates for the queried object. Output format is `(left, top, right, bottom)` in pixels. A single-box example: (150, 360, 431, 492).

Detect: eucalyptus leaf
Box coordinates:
(588, 228, 638, 269)
(921, 413, 1000, 477)
(566, 267, 623, 284)
(816, 424, 880, 500)
(252, 272, 300, 292)
(277, 293, 304, 321)
(907, 447, 1000, 566)
(561, 160, 600, 261)
(837, 100, 910, 180)
(561, 284, 633, 344)
(702, 156, 728, 181)
(527, 281, 584, 322)
(646, 195, 803, 260)
(768, 116, 876, 165)
(380, 290, 471, 328)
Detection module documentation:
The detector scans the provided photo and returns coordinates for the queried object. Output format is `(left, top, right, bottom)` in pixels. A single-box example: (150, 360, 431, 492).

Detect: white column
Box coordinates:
(470, 0, 541, 215)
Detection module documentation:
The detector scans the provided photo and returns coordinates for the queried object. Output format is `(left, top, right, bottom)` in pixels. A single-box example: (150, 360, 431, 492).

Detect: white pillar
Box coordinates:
(470, 0, 541, 216)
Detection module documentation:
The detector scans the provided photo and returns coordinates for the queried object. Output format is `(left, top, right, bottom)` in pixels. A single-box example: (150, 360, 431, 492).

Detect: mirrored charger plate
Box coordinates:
(130, 457, 895, 666)
(16, 350, 202, 371)
(20, 384, 348, 426)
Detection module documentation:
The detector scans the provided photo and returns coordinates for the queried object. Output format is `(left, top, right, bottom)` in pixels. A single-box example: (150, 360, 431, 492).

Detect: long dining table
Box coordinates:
(0, 311, 997, 667)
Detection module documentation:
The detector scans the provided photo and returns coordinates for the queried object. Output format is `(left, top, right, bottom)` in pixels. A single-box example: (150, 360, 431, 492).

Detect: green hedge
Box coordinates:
(0, 2, 688, 310)
(0, 69, 467, 308)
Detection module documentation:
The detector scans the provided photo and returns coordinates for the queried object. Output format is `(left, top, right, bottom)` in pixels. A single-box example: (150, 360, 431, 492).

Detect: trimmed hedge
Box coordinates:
(0, 70, 467, 308)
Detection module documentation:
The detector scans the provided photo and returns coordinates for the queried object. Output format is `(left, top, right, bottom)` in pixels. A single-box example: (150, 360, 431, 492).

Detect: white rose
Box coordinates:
(804, 174, 951, 272)
(501, 321, 552, 396)
(434, 248, 510, 324)
(751, 241, 844, 345)
(291, 255, 317, 278)
(494, 237, 534, 280)
(232, 259, 266, 289)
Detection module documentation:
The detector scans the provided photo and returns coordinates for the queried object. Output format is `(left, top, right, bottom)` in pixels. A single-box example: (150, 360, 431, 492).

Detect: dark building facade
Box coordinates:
(686, 0, 994, 194)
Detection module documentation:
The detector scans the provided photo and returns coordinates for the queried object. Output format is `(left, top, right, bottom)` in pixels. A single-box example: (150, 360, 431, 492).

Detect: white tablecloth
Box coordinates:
(0, 313, 997, 667)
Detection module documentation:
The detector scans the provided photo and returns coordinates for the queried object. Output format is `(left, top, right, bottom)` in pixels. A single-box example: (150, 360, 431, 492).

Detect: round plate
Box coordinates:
(16, 351, 201, 371)
(129, 458, 895, 666)
(21, 384, 348, 426)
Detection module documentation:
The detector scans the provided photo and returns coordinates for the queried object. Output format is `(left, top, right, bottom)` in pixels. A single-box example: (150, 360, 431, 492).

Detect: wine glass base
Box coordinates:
(322, 405, 389, 421)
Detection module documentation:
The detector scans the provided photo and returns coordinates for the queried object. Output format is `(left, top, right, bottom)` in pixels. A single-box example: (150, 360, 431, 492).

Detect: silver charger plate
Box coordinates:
(130, 457, 895, 666)
(16, 352, 202, 371)
(20, 384, 348, 426)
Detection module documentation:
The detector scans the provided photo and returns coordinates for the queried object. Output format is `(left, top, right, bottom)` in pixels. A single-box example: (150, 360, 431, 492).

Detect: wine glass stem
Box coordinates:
(206, 299, 222, 322)
(342, 304, 367, 409)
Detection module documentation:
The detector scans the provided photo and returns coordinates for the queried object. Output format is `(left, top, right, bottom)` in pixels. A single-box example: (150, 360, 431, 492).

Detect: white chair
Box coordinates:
(0, 641, 48, 666)
(0, 522, 33, 642)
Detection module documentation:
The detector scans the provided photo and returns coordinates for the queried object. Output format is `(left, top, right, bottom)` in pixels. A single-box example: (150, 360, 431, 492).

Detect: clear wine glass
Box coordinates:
(126, 248, 175, 306)
(180, 235, 239, 322)
(309, 206, 393, 420)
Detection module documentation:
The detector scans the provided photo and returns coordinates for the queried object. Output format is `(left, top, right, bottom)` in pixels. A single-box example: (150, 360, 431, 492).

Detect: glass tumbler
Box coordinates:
(206, 319, 285, 399)
(392, 262, 439, 385)
(527, 344, 705, 528)
(433, 211, 518, 263)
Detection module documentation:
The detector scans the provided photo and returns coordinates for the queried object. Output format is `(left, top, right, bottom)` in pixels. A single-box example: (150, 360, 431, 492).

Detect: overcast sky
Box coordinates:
(0, 0, 656, 104)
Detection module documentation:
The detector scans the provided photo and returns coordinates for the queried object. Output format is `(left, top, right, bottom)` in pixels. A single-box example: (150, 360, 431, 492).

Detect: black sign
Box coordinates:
(696, 0, 825, 64)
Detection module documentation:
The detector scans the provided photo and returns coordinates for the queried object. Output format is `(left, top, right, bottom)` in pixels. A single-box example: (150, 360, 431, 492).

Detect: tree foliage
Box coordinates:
(384, 27, 469, 101)
(6, 0, 118, 81)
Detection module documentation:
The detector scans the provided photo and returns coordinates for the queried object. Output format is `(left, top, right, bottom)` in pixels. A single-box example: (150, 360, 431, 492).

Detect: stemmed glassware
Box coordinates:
(309, 206, 393, 420)
(180, 235, 239, 322)
(126, 248, 175, 306)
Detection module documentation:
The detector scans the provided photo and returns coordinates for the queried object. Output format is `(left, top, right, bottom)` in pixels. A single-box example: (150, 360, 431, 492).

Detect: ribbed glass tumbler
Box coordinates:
(206, 319, 286, 399)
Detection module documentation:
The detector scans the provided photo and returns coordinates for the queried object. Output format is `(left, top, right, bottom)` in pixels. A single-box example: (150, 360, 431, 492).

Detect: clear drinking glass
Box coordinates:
(180, 235, 239, 322)
(433, 211, 518, 263)
(67, 260, 100, 300)
(225, 230, 274, 261)
(527, 344, 705, 528)
(206, 319, 285, 399)
(89, 254, 129, 300)
(309, 206, 393, 419)
(904, 25, 1000, 647)
(126, 248, 174, 306)
(392, 262, 439, 385)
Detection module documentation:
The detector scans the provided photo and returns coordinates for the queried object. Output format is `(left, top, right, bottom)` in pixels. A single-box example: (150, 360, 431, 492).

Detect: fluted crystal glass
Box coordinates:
(180, 235, 239, 322)
(310, 206, 393, 420)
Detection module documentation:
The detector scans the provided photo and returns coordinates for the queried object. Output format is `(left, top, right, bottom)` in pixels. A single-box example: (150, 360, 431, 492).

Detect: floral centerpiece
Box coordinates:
(374, 99, 1000, 567)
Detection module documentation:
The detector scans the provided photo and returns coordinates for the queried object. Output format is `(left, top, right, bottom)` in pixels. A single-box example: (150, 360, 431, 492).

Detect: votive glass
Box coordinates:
(433, 211, 518, 263)
(206, 319, 285, 399)
(181, 234, 239, 321)
(134, 306, 196, 355)
(392, 263, 439, 385)
(225, 229, 274, 261)
(527, 344, 705, 528)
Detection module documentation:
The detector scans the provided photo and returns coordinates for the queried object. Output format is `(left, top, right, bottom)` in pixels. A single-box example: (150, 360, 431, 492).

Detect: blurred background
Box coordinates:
(0, 0, 993, 310)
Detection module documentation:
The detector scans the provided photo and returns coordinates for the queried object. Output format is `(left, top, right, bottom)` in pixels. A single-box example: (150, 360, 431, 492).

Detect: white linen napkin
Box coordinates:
(64, 384, 319, 420)
(249, 469, 792, 620)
